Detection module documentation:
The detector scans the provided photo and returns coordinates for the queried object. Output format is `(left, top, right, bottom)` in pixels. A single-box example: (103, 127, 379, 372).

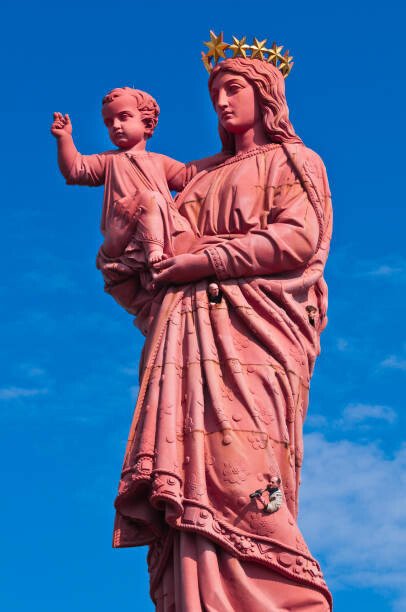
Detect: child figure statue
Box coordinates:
(51, 87, 223, 274)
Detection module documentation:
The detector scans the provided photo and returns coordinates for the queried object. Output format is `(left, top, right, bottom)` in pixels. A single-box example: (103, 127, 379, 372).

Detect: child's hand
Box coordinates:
(51, 112, 72, 138)
(109, 198, 136, 230)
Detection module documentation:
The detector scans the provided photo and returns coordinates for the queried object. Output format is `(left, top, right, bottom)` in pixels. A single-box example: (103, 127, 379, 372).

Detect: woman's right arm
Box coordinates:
(161, 152, 229, 192)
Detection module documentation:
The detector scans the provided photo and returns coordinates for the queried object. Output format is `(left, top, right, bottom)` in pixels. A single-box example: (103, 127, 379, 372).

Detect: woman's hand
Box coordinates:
(152, 252, 213, 285)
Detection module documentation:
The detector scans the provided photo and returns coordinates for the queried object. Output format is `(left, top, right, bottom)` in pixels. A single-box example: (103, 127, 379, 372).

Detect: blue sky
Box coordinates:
(2, 1, 405, 610)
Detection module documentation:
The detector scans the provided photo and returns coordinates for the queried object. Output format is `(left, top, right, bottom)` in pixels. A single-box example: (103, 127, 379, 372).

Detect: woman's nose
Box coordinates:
(217, 90, 228, 109)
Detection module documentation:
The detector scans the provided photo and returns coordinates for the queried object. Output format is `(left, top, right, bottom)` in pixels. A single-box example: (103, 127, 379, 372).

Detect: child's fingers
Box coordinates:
(64, 113, 71, 124)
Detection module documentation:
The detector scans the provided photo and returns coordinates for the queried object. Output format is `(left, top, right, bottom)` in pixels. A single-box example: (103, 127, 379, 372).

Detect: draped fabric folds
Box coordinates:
(97, 143, 333, 610)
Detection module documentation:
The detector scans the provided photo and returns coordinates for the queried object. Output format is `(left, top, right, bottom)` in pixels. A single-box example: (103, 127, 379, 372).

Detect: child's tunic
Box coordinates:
(67, 150, 196, 234)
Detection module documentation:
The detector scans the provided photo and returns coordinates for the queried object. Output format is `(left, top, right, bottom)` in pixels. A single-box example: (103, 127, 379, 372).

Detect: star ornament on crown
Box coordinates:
(202, 31, 294, 78)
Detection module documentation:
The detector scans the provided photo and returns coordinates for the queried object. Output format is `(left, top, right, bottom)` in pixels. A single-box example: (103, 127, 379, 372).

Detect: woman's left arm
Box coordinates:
(152, 251, 213, 285)
(204, 182, 320, 280)
(153, 148, 330, 285)
(153, 182, 319, 285)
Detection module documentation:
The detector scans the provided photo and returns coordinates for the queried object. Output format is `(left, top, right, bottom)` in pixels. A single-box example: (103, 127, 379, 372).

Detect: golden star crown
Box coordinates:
(202, 31, 294, 78)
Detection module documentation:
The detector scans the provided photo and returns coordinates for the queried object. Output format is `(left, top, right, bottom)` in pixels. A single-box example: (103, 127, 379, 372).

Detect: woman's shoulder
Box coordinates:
(270, 143, 328, 185)
(280, 143, 327, 174)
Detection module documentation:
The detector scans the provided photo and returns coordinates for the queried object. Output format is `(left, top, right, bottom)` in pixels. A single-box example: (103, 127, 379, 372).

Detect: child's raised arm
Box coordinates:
(51, 112, 106, 186)
(51, 113, 79, 180)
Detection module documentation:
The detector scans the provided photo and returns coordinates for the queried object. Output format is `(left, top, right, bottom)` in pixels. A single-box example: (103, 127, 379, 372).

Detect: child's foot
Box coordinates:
(148, 250, 164, 265)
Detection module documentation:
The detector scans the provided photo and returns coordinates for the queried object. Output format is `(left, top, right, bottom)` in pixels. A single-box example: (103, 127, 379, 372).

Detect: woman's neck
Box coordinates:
(234, 121, 269, 154)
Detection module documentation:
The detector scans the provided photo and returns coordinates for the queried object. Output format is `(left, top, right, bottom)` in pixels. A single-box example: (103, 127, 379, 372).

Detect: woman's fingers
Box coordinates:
(153, 264, 177, 284)
(151, 269, 169, 284)
(153, 257, 175, 271)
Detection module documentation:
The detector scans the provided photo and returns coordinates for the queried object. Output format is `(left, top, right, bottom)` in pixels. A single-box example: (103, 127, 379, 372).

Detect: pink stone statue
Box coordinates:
(51, 87, 224, 289)
(53, 54, 333, 610)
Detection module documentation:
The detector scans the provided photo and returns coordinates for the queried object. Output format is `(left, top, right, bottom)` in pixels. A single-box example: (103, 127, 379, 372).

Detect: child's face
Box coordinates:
(102, 95, 146, 150)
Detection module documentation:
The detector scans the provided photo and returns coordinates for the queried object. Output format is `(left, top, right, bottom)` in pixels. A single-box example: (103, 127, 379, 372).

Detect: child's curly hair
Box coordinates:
(102, 87, 160, 139)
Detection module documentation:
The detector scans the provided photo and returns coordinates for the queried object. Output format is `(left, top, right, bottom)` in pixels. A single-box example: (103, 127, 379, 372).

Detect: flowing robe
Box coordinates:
(98, 143, 333, 611)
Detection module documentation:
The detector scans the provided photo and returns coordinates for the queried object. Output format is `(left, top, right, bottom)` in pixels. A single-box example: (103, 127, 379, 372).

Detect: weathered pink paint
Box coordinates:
(53, 58, 333, 610)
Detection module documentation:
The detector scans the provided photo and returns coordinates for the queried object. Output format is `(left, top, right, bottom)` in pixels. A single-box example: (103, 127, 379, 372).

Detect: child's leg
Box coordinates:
(103, 194, 140, 258)
(134, 191, 165, 264)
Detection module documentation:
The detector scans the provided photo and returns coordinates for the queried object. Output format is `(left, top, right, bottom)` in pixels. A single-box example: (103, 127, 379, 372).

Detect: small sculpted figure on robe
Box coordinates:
(250, 476, 284, 514)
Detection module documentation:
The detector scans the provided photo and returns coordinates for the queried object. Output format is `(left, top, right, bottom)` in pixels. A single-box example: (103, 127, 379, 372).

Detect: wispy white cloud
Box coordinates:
(21, 270, 78, 292)
(119, 366, 138, 377)
(305, 414, 328, 429)
(381, 355, 406, 372)
(130, 385, 139, 402)
(327, 247, 406, 282)
(19, 364, 47, 378)
(341, 403, 397, 425)
(366, 264, 404, 277)
(306, 403, 397, 432)
(336, 337, 349, 351)
(353, 256, 406, 281)
(0, 386, 49, 400)
(14, 249, 87, 294)
(393, 595, 406, 612)
(26, 367, 46, 377)
(300, 433, 406, 603)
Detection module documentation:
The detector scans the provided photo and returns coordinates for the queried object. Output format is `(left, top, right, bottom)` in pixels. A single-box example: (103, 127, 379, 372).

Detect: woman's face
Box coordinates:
(210, 72, 262, 135)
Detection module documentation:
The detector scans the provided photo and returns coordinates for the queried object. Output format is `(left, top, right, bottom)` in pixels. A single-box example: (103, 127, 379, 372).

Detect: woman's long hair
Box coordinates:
(208, 58, 302, 153)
